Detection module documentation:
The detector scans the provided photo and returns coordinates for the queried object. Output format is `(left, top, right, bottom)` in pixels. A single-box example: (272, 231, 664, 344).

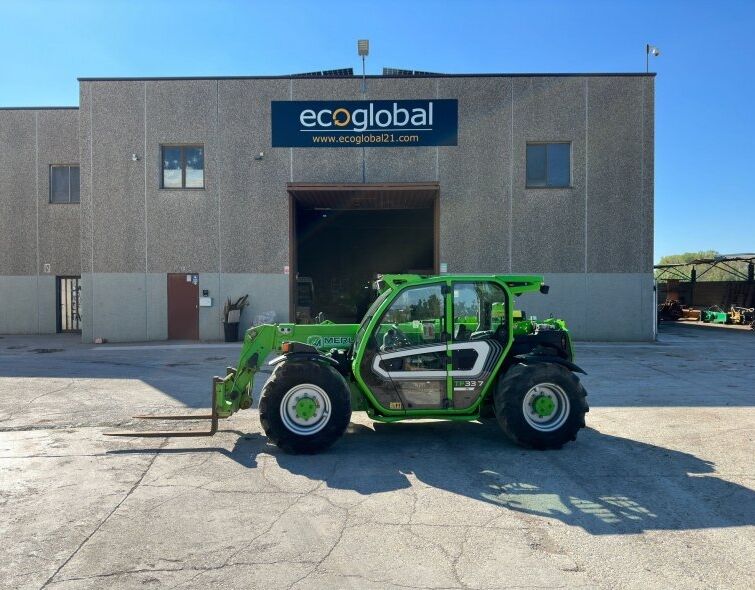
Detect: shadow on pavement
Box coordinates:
(111, 420, 755, 536)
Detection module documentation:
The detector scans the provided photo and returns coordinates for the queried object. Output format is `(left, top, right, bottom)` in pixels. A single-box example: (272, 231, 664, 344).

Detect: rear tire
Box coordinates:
(259, 361, 351, 454)
(494, 363, 588, 449)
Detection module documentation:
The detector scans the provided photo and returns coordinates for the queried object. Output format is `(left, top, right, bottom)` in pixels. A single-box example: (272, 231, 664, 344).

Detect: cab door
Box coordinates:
(359, 281, 449, 411)
(450, 281, 509, 409)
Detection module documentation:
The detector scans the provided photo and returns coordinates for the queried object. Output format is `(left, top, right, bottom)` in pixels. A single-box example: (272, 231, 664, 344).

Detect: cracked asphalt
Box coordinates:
(1, 323, 753, 589)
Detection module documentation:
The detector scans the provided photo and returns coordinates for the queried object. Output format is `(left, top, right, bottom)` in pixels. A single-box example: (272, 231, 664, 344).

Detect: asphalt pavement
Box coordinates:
(0, 323, 753, 589)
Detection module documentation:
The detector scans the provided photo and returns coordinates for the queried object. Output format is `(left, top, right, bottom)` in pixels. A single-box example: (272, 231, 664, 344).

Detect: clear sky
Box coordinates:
(2, 0, 753, 262)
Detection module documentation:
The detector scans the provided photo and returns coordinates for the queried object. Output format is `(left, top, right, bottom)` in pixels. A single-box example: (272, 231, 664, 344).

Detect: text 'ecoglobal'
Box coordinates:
(299, 102, 434, 132)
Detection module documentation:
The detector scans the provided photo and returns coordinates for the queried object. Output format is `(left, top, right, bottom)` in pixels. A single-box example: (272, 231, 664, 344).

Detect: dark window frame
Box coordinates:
(49, 164, 80, 204)
(160, 144, 205, 190)
(525, 142, 572, 189)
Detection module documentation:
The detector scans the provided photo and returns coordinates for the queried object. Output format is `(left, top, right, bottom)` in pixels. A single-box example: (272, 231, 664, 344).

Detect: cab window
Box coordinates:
(374, 284, 445, 351)
(452, 282, 507, 342)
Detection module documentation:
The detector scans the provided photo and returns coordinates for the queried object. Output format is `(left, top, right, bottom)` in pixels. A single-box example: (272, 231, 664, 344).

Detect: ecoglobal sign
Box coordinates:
(271, 99, 457, 148)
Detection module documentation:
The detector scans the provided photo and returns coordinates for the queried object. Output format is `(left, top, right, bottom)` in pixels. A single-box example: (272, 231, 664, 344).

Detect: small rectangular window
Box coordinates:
(50, 165, 80, 203)
(525, 144, 547, 187)
(526, 142, 571, 188)
(161, 145, 204, 189)
(70, 166, 80, 203)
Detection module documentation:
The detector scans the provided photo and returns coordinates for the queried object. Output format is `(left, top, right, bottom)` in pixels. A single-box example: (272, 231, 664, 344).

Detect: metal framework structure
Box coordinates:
(654, 253, 755, 282)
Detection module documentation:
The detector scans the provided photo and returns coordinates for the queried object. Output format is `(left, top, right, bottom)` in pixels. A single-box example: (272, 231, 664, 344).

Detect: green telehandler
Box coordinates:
(109, 274, 588, 452)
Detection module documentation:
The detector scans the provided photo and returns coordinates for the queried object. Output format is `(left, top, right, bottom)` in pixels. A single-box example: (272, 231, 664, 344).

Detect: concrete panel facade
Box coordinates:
(80, 272, 288, 342)
(510, 77, 587, 273)
(220, 273, 290, 332)
(0, 110, 37, 277)
(217, 79, 291, 274)
(196, 273, 289, 342)
(146, 273, 168, 341)
(146, 80, 220, 273)
(3, 73, 654, 341)
(517, 272, 655, 341)
(0, 108, 79, 334)
(586, 77, 651, 273)
(82, 273, 150, 342)
(437, 77, 511, 273)
(0, 275, 56, 334)
(37, 109, 81, 276)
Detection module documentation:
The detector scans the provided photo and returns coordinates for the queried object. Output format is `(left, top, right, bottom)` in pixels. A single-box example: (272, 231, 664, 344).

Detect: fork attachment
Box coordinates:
(103, 322, 349, 439)
(105, 378, 221, 437)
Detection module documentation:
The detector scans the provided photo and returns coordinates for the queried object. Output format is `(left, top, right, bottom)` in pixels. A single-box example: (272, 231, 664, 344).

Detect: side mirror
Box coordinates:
(540, 284, 550, 294)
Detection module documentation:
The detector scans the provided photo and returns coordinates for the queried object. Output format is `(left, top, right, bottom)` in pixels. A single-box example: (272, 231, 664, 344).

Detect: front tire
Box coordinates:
(259, 361, 351, 454)
(494, 363, 588, 449)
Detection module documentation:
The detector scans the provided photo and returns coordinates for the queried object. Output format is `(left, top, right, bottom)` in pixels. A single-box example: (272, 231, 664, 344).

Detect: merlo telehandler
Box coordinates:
(110, 274, 588, 452)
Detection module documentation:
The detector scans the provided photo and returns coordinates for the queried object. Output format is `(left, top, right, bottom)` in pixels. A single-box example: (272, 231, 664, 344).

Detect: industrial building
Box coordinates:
(0, 71, 654, 342)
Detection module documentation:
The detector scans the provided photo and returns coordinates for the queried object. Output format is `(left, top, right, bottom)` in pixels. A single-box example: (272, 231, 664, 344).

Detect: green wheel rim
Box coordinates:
(522, 383, 570, 432)
(280, 384, 331, 436)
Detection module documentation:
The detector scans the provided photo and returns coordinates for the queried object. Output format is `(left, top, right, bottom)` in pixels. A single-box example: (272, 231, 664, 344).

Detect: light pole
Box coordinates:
(646, 44, 661, 72)
(358, 39, 369, 96)
(357, 39, 369, 183)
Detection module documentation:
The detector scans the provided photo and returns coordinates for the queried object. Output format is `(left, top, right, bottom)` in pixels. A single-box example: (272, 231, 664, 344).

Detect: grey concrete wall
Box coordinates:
(220, 273, 289, 334)
(218, 79, 290, 274)
(79, 272, 287, 342)
(38, 110, 81, 276)
(76, 74, 653, 341)
(516, 272, 655, 341)
(80, 273, 151, 342)
(510, 77, 586, 273)
(0, 110, 36, 278)
(198, 273, 289, 342)
(437, 77, 511, 273)
(0, 108, 79, 334)
(0, 275, 56, 334)
(78, 78, 296, 341)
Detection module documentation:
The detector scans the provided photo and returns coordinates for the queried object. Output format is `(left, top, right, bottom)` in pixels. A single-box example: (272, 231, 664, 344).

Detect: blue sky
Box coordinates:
(2, 0, 753, 261)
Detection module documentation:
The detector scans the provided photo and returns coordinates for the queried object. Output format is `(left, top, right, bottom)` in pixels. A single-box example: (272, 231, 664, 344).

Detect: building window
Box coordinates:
(161, 145, 204, 189)
(50, 165, 80, 203)
(526, 143, 571, 188)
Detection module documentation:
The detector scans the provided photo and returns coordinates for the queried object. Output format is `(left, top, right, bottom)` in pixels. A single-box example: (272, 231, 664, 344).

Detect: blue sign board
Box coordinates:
(271, 99, 458, 148)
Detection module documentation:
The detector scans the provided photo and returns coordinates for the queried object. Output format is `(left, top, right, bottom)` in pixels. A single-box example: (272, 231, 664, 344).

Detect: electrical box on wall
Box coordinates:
(199, 297, 213, 307)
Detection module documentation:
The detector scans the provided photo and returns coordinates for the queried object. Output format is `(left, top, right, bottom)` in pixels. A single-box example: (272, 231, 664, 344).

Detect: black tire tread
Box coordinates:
(494, 363, 588, 449)
(259, 360, 351, 454)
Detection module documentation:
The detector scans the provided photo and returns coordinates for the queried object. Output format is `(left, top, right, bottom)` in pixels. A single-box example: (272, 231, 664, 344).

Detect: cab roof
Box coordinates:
(375, 274, 547, 296)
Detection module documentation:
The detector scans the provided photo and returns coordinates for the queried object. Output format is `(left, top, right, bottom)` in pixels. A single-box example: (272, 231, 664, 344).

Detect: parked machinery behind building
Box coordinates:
(657, 298, 685, 322)
(728, 306, 755, 326)
(699, 305, 755, 326)
(701, 306, 729, 324)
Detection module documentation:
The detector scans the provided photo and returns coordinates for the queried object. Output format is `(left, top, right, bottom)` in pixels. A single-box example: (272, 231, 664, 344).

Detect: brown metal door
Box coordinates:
(167, 273, 199, 340)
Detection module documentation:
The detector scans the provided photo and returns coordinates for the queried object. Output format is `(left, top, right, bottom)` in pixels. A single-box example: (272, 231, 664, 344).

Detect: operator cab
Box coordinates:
(357, 279, 509, 412)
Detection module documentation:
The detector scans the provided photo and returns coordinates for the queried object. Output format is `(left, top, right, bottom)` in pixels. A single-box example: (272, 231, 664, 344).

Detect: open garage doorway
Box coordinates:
(289, 183, 439, 324)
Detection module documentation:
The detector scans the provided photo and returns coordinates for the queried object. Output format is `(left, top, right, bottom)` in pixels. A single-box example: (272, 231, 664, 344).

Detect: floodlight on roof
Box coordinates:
(645, 44, 661, 72)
